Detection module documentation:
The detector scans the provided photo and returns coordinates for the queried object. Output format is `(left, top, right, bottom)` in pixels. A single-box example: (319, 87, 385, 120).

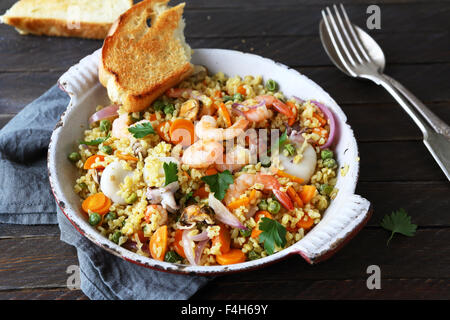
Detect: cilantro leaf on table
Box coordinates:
(258, 217, 287, 255)
(201, 170, 234, 200)
(128, 121, 155, 138)
(79, 133, 110, 146)
(163, 162, 178, 186)
(380, 208, 417, 246)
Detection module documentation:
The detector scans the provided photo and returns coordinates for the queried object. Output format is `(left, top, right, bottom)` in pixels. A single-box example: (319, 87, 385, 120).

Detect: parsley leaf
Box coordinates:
(201, 170, 234, 200)
(258, 217, 287, 255)
(271, 130, 288, 152)
(163, 162, 178, 186)
(79, 133, 110, 146)
(128, 122, 155, 138)
(380, 208, 417, 246)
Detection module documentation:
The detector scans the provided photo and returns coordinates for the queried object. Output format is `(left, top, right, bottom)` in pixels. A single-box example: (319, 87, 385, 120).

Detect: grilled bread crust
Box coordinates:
(99, 0, 193, 112)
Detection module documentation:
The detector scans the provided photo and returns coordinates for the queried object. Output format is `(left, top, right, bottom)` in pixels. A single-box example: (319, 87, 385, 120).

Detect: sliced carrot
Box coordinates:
(116, 151, 139, 162)
(156, 121, 172, 142)
(169, 119, 195, 147)
(137, 230, 148, 243)
(174, 229, 186, 258)
(237, 85, 246, 95)
(299, 185, 316, 204)
(205, 167, 218, 176)
(219, 103, 232, 127)
(149, 225, 168, 261)
(248, 189, 257, 203)
(287, 101, 298, 126)
(212, 223, 231, 255)
(296, 214, 315, 230)
(216, 249, 246, 265)
(83, 155, 105, 170)
(193, 186, 209, 199)
(287, 186, 304, 208)
(149, 114, 157, 121)
(214, 90, 222, 98)
(276, 169, 304, 184)
(81, 193, 111, 215)
(251, 211, 273, 238)
(227, 196, 250, 210)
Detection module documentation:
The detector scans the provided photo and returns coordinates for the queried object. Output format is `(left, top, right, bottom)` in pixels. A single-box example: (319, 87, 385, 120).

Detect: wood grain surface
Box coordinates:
(0, 0, 448, 300)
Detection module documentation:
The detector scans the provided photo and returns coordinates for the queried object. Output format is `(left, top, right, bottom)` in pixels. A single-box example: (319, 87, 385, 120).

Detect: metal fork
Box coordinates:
(320, 4, 450, 181)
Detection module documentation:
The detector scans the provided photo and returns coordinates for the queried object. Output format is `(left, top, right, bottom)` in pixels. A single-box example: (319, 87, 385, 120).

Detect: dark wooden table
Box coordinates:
(0, 0, 449, 300)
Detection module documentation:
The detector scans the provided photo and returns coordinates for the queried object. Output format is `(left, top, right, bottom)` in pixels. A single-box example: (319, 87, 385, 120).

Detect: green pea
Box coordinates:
(99, 119, 111, 132)
(78, 182, 88, 189)
(265, 79, 278, 92)
(323, 158, 337, 168)
(240, 228, 252, 237)
(260, 156, 272, 168)
(89, 212, 101, 226)
(164, 103, 175, 115)
(105, 212, 117, 221)
(100, 145, 113, 154)
(125, 193, 138, 204)
(164, 250, 183, 263)
(258, 199, 269, 211)
(111, 231, 122, 244)
(153, 100, 165, 112)
(247, 250, 261, 261)
(319, 184, 334, 196)
(284, 143, 296, 156)
(268, 200, 281, 214)
(233, 93, 244, 102)
(68, 152, 81, 162)
(321, 149, 334, 160)
(223, 95, 233, 102)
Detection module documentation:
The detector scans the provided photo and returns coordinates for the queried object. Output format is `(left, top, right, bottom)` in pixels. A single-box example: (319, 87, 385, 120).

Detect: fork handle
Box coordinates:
(370, 74, 450, 181)
(383, 74, 450, 139)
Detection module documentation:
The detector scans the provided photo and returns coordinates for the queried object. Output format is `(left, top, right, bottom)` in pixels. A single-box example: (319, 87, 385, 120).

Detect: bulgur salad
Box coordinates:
(68, 67, 339, 266)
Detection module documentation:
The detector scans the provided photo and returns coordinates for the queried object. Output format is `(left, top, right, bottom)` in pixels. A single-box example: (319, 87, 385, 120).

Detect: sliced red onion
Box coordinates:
(292, 96, 305, 104)
(194, 239, 209, 265)
(189, 230, 209, 241)
(208, 193, 246, 230)
(232, 101, 264, 111)
(182, 229, 197, 265)
(310, 100, 336, 149)
(89, 105, 119, 124)
(245, 205, 258, 218)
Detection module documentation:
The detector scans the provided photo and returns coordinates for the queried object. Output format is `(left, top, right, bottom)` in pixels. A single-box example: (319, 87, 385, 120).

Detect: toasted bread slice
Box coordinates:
(99, 0, 193, 113)
(0, 0, 133, 39)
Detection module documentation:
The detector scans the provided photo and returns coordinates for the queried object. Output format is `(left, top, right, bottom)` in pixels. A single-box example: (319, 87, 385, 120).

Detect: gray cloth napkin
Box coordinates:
(0, 85, 211, 299)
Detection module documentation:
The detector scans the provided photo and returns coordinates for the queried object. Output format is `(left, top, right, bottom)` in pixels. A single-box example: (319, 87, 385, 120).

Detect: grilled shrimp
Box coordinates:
(195, 115, 249, 141)
(145, 204, 168, 226)
(256, 95, 294, 118)
(111, 113, 131, 140)
(224, 173, 293, 210)
(100, 161, 133, 205)
(181, 139, 224, 169)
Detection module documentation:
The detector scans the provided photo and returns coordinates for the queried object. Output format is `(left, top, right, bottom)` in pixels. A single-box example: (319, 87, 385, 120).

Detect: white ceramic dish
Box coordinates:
(48, 48, 371, 274)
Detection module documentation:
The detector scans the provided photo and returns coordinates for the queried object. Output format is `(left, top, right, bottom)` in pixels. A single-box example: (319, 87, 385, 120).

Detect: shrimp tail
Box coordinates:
(272, 189, 294, 211)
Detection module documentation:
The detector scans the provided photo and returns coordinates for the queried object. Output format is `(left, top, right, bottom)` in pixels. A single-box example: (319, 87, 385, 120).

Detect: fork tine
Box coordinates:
(321, 9, 354, 74)
(333, 4, 363, 64)
(339, 4, 371, 62)
(325, 6, 356, 66)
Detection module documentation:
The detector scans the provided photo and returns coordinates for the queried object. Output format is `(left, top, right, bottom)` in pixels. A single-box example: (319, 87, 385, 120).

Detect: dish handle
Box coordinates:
(292, 194, 372, 264)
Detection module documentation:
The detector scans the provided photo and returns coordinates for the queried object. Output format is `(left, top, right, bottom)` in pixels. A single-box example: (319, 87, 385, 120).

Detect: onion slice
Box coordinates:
(194, 239, 209, 265)
(89, 105, 119, 125)
(208, 193, 246, 230)
(182, 229, 197, 265)
(310, 100, 336, 149)
(190, 230, 209, 242)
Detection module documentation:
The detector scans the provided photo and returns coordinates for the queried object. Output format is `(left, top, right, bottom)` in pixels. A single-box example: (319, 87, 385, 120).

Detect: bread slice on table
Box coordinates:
(0, 0, 133, 39)
(99, 0, 193, 113)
